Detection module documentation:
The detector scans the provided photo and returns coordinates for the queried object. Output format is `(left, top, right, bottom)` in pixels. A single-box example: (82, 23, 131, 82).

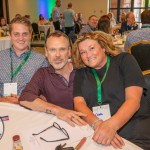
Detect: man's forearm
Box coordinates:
(20, 98, 61, 115)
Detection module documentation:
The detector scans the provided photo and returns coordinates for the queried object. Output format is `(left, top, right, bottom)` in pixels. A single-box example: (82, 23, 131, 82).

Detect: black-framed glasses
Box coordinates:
(32, 122, 70, 142)
(0, 117, 4, 140)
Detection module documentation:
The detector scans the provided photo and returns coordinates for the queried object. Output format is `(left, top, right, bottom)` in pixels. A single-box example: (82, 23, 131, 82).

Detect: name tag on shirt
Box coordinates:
(92, 104, 111, 121)
(4, 83, 17, 96)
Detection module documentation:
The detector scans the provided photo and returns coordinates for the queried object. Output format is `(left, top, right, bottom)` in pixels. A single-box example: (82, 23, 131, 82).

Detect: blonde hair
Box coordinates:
(72, 31, 121, 69)
(9, 16, 32, 33)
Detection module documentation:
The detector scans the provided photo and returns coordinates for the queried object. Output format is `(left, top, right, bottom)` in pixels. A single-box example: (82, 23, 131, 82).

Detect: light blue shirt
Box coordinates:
(125, 25, 150, 50)
(63, 8, 75, 27)
(52, 6, 60, 22)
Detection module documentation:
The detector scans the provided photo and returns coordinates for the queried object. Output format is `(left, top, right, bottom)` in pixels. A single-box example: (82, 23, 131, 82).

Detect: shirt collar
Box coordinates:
(10, 46, 31, 58)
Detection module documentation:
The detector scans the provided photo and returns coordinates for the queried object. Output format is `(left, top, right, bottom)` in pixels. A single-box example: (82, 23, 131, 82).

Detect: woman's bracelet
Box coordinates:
(91, 119, 102, 130)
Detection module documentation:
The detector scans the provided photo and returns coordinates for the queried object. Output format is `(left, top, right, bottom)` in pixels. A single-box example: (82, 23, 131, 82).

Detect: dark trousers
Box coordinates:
(65, 26, 74, 36)
(53, 21, 60, 31)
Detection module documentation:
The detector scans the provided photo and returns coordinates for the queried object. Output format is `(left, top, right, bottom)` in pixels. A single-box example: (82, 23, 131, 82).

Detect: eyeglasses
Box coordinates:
(32, 122, 70, 142)
(0, 117, 4, 140)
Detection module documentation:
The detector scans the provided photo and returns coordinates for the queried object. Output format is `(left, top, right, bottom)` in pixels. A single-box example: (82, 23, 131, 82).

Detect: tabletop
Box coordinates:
(0, 103, 143, 150)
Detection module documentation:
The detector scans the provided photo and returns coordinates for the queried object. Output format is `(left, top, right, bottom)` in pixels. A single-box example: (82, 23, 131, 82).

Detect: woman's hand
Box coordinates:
(111, 133, 124, 149)
(55, 107, 87, 127)
(92, 120, 124, 148)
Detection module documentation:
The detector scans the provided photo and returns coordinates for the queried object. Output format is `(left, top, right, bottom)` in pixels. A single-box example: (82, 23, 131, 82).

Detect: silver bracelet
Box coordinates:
(91, 119, 102, 130)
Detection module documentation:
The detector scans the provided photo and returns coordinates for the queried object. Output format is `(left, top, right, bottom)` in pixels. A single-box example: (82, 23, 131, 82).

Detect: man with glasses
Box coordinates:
(0, 16, 48, 103)
(19, 31, 86, 126)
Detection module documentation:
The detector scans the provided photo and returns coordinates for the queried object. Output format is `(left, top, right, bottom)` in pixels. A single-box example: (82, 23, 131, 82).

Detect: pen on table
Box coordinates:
(75, 137, 87, 150)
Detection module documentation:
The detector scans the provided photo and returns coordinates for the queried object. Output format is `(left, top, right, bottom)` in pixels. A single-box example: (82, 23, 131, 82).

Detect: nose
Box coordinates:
(18, 34, 24, 40)
(86, 50, 92, 58)
(55, 49, 61, 57)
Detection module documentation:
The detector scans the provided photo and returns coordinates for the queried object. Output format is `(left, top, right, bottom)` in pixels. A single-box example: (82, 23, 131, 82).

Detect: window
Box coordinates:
(109, 0, 150, 23)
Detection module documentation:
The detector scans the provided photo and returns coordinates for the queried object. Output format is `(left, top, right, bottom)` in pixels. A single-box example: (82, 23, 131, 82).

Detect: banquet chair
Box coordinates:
(128, 40, 150, 75)
(31, 23, 45, 41)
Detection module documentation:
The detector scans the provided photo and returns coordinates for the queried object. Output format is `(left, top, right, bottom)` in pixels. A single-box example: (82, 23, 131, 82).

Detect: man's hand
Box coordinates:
(0, 94, 19, 104)
(54, 107, 87, 127)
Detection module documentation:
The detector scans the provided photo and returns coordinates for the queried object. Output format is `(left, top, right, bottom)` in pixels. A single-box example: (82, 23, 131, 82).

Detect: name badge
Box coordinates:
(92, 104, 111, 121)
(4, 83, 17, 96)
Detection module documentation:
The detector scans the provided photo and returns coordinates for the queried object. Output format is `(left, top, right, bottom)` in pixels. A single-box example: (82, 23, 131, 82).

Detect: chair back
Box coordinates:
(32, 23, 39, 34)
(129, 40, 150, 75)
(75, 22, 81, 34)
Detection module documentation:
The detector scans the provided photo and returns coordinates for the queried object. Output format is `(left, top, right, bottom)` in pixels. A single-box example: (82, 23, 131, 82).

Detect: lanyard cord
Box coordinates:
(91, 56, 110, 104)
(10, 49, 31, 82)
(141, 25, 150, 28)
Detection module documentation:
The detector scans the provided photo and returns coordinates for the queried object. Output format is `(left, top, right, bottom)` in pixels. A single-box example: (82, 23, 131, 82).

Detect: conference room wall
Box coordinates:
(8, 0, 108, 23)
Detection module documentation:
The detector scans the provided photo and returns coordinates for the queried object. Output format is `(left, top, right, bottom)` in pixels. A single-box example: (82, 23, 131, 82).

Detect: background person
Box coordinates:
(124, 10, 150, 51)
(79, 15, 98, 36)
(63, 2, 75, 36)
(72, 31, 150, 149)
(107, 12, 116, 27)
(52, 0, 61, 31)
(120, 12, 138, 34)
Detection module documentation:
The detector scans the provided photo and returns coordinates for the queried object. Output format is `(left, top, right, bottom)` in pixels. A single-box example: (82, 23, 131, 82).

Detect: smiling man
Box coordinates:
(0, 16, 48, 103)
(19, 31, 86, 127)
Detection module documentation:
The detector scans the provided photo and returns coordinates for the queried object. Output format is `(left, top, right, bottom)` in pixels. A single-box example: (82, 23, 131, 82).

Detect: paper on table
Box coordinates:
(21, 117, 93, 150)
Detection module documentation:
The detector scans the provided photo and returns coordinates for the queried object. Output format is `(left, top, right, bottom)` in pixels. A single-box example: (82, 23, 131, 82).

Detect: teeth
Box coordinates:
(88, 57, 95, 62)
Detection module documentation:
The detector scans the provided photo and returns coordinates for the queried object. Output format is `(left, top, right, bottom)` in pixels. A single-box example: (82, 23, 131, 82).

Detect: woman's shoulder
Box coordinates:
(111, 52, 135, 65)
(113, 52, 132, 60)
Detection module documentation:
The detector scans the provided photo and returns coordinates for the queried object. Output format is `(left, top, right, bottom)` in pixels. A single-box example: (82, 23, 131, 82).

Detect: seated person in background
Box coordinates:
(108, 12, 116, 27)
(38, 14, 46, 25)
(79, 15, 98, 36)
(120, 12, 126, 23)
(120, 12, 138, 34)
(19, 31, 86, 127)
(98, 15, 112, 34)
(72, 31, 150, 149)
(125, 10, 150, 51)
(76, 13, 84, 26)
(0, 17, 9, 31)
(0, 16, 49, 103)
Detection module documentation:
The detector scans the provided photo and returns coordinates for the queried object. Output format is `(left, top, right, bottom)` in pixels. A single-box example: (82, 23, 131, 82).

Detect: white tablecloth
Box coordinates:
(0, 103, 143, 150)
(39, 25, 55, 35)
(0, 36, 11, 51)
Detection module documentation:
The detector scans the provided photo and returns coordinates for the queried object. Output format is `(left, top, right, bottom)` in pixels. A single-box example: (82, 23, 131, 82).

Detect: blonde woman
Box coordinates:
(72, 31, 150, 149)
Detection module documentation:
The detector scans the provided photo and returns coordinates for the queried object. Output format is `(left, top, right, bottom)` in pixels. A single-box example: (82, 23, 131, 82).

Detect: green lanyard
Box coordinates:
(10, 49, 31, 82)
(91, 56, 110, 104)
(141, 25, 150, 28)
